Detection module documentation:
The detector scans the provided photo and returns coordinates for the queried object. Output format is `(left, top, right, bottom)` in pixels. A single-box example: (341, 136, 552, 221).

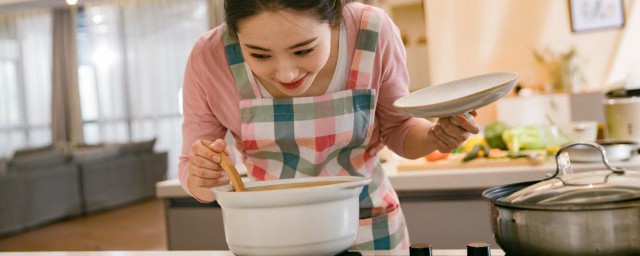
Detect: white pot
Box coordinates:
(213, 176, 370, 256)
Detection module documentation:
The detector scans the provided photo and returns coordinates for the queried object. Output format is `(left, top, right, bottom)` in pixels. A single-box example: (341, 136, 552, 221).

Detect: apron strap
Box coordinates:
(348, 6, 383, 90)
(221, 25, 262, 100)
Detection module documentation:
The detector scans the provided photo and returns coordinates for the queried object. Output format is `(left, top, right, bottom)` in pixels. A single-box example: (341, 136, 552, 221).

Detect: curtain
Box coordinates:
(51, 7, 84, 146)
(0, 11, 52, 157)
(79, 0, 208, 177)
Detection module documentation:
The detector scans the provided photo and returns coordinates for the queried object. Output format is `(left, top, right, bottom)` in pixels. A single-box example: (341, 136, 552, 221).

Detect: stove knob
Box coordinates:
(467, 242, 491, 256)
(409, 243, 432, 256)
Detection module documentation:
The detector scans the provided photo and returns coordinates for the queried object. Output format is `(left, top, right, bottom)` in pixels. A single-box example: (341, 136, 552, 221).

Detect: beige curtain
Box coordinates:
(51, 7, 83, 146)
(207, 0, 225, 29)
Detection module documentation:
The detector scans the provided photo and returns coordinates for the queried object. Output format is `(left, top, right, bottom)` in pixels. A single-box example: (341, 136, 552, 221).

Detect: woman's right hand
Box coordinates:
(187, 138, 232, 202)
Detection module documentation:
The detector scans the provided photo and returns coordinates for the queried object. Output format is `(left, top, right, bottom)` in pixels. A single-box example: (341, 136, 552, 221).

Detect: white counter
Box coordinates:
(156, 156, 640, 198)
(155, 156, 640, 250)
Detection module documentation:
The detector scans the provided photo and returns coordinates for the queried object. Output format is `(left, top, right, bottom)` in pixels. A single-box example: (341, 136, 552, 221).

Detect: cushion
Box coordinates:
(113, 138, 157, 155)
(72, 145, 120, 163)
(12, 145, 54, 157)
(10, 149, 69, 171)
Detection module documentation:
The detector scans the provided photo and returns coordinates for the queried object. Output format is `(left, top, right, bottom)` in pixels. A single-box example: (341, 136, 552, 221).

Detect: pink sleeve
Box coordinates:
(374, 9, 425, 158)
(178, 34, 229, 202)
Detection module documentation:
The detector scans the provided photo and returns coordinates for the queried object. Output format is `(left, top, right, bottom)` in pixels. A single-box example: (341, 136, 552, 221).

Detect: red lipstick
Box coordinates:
(279, 75, 307, 90)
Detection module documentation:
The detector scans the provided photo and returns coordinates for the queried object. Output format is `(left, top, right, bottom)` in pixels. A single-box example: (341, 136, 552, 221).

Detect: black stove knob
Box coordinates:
(467, 242, 491, 256)
(409, 243, 432, 256)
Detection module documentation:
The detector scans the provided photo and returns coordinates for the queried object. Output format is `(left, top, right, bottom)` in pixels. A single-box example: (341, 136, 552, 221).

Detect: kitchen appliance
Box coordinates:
(212, 176, 370, 256)
(604, 88, 640, 144)
(482, 142, 640, 255)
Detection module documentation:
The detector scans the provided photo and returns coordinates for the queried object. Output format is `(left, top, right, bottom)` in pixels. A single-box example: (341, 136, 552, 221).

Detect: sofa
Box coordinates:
(0, 138, 167, 237)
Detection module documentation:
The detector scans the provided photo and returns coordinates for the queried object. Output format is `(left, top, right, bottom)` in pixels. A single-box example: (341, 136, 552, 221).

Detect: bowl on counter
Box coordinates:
(564, 140, 638, 162)
(213, 176, 370, 256)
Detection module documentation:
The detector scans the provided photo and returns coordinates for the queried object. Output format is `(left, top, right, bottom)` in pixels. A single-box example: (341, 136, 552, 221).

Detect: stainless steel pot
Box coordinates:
(482, 142, 640, 255)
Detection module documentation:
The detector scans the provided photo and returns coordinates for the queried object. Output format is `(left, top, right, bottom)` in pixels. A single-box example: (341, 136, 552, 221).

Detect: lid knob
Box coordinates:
(467, 242, 491, 256)
(410, 243, 432, 256)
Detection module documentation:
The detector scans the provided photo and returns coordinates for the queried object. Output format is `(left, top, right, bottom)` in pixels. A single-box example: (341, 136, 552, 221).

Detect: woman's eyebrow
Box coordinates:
(244, 37, 317, 51)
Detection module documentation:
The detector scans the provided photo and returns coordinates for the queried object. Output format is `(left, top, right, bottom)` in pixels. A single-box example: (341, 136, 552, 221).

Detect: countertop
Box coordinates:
(156, 156, 640, 198)
(0, 250, 505, 256)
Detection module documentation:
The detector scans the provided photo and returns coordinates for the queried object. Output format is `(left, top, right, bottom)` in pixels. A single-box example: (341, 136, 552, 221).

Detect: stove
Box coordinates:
(336, 248, 505, 256)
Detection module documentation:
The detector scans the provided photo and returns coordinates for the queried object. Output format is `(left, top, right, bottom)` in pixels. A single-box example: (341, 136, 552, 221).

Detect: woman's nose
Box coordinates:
(275, 61, 298, 83)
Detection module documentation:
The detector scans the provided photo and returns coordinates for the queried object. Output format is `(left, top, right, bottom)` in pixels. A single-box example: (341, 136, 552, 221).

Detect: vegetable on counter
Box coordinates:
(501, 125, 546, 155)
(484, 121, 509, 150)
(462, 143, 490, 162)
(425, 150, 451, 162)
(501, 125, 571, 156)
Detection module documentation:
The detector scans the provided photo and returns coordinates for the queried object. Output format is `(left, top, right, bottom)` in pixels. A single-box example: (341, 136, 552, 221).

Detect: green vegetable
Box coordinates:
(484, 121, 509, 150)
(463, 144, 482, 162)
(501, 125, 547, 154)
(462, 144, 491, 162)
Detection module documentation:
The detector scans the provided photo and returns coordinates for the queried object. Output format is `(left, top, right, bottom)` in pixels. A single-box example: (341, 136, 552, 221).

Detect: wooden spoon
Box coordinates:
(201, 141, 246, 192)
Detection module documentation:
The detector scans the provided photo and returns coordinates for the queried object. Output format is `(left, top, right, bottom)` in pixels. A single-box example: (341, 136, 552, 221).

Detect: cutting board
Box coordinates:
(396, 157, 549, 171)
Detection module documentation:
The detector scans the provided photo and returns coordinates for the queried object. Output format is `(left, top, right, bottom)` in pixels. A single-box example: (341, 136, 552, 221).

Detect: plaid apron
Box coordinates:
(222, 6, 409, 250)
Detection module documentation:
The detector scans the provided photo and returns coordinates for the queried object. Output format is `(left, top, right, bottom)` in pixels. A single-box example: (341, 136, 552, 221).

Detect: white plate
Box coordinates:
(394, 72, 518, 118)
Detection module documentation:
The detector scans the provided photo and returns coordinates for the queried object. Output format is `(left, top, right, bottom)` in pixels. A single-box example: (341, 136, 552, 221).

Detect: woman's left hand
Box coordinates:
(427, 110, 480, 153)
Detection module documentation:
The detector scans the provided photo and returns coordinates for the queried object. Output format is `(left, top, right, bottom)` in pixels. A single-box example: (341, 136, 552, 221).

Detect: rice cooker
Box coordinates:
(604, 88, 640, 143)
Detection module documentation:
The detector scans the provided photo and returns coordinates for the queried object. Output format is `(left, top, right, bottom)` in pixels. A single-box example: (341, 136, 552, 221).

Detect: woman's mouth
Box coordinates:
(279, 74, 307, 90)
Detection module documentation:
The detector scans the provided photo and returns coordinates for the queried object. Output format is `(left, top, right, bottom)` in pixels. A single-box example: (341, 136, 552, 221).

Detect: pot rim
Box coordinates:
(214, 176, 370, 194)
(213, 176, 371, 208)
(482, 180, 640, 211)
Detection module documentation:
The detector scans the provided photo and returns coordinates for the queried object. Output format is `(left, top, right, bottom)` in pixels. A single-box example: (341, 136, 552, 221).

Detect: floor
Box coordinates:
(0, 199, 167, 252)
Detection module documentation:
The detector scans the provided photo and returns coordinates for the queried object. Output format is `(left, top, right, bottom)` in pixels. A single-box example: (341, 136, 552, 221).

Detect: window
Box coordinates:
(77, 0, 208, 177)
(0, 11, 52, 157)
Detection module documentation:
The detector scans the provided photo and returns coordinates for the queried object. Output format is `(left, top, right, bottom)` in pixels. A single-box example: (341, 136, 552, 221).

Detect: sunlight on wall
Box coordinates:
(425, 0, 635, 124)
(606, 0, 640, 89)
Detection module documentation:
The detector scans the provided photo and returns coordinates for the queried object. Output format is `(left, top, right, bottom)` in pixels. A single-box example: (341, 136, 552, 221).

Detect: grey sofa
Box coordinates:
(0, 138, 168, 237)
(76, 139, 168, 214)
(0, 145, 82, 236)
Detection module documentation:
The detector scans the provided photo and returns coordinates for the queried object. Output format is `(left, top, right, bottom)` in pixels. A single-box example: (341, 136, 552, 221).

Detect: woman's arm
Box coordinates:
(179, 32, 232, 202)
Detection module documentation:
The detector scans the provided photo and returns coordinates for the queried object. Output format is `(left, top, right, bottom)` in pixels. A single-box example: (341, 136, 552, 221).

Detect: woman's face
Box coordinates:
(236, 10, 333, 97)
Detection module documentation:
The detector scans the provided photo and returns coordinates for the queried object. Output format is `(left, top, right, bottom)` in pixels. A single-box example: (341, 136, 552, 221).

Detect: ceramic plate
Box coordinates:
(393, 72, 518, 118)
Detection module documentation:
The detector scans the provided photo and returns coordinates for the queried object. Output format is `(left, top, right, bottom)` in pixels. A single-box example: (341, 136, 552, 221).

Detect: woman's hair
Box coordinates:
(224, 0, 346, 37)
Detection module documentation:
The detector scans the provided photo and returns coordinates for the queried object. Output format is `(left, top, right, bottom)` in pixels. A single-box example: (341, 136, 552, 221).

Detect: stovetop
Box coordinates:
(338, 249, 505, 256)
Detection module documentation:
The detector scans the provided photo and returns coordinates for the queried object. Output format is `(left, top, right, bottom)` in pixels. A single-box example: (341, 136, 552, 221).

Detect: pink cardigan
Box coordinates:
(179, 3, 421, 196)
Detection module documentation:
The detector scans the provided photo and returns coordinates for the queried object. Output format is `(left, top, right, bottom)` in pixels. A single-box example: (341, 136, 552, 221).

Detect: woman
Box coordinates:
(179, 0, 479, 250)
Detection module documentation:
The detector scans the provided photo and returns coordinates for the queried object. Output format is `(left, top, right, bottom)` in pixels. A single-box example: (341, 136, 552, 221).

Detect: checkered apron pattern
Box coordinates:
(221, 6, 409, 251)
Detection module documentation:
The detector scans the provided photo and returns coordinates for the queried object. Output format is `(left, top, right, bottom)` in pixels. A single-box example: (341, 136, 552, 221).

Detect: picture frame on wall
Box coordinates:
(569, 0, 625, 32)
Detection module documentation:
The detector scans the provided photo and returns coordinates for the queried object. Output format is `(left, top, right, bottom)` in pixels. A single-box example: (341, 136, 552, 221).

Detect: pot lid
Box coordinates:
(500, 142, 640, 205)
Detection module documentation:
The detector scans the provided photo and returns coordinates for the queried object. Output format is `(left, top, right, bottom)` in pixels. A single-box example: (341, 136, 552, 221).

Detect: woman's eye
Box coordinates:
(250, 53, 270, 59)
(294, 48, 314, 56)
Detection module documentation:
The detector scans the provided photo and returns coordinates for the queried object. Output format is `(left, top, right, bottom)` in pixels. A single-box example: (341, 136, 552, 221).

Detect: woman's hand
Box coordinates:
(187, 138, 233, 201)
(427, 110, 480, 153)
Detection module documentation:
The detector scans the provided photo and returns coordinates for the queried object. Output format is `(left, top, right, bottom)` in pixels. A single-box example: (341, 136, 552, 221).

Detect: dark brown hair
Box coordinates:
(224, 0, 346, 37)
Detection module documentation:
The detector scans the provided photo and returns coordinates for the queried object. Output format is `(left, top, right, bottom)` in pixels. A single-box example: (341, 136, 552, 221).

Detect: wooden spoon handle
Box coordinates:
(217, 152, 246, 192)
(200, 141, 246, 192)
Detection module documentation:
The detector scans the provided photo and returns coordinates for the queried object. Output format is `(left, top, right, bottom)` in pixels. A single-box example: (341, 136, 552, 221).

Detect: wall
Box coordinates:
(389, 2, 431, 92)
(424, 0, 636, 125)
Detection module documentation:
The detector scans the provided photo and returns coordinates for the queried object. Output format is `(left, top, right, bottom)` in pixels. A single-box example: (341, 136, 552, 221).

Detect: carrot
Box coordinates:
(425, 150, 451, 162)
(488, 148, 508, 158)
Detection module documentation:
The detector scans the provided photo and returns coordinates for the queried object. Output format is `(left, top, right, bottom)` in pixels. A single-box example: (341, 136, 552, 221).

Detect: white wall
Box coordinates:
(424, 0, 636, 124)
